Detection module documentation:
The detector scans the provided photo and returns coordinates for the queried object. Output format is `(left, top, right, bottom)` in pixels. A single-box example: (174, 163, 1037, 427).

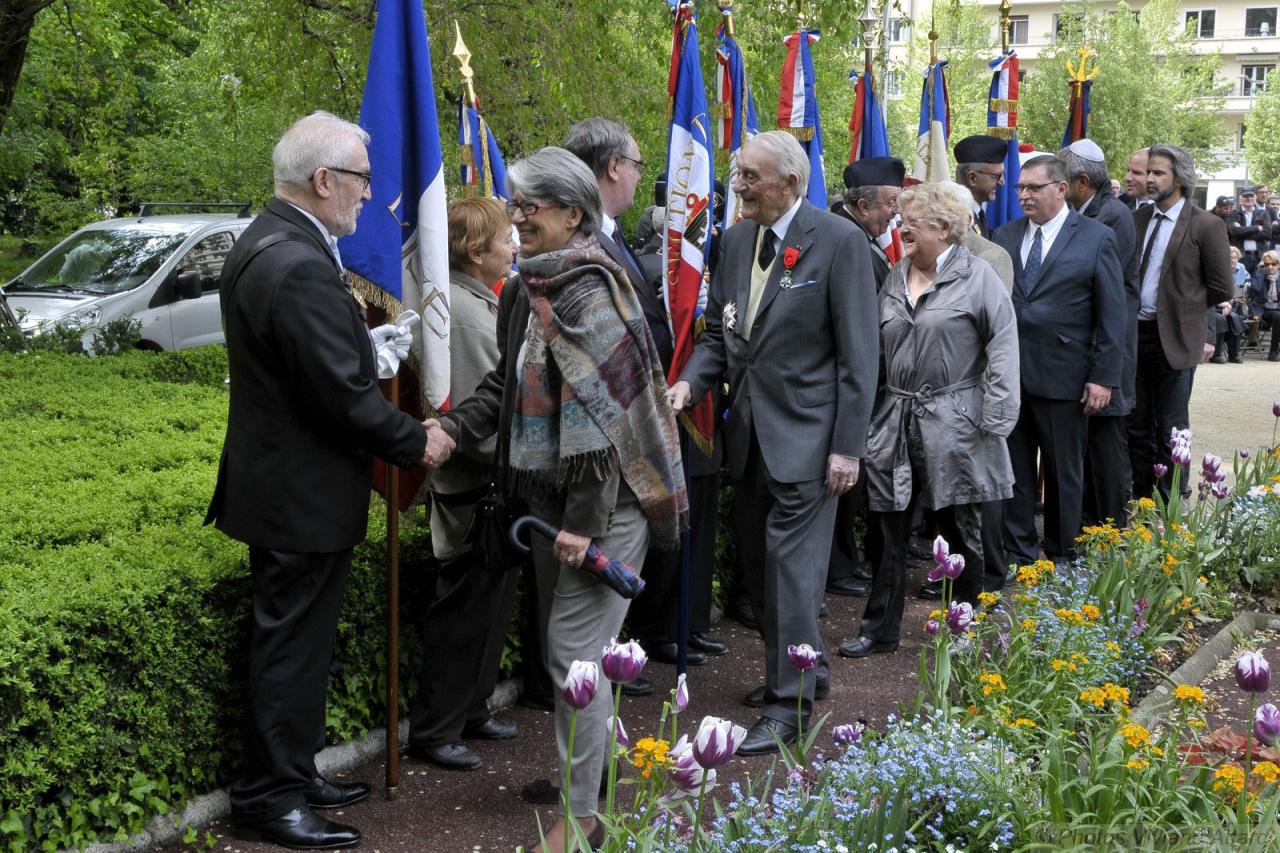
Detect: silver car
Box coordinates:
(3, 204, 254, 351)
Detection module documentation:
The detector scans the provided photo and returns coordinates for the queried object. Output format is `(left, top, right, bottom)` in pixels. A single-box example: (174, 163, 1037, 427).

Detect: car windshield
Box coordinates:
(9, 228, 189, 295)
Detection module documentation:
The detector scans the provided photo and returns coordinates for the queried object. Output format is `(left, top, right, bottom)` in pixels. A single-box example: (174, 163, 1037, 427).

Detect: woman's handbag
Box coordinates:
(434, 482, 519, 571)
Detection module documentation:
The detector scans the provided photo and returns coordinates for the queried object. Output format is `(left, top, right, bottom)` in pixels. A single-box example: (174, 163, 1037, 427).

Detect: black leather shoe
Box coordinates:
(303, 776, 370, 810)
(743, 678, 828, 708)
(620, 676, 654, 697)
(641, 641, 706, 667)
(819, 603, 830, 617)
(838, 636, 900, 658)
(688, 632, 728, 655)
(1231, 355, 1245, 364)
(917, 581, 942, 600)
(519, 776, 608, 804)
(461, 717, 517, 740)
(1210, 354, 1227, 364)
(737, 716, 799, 756)
(727, 599, 759, 630)
(825, 577, 871, 597)
(232, 806, 360, 850)
(407, 741, 481, 771)
(907, 541, 932, 561)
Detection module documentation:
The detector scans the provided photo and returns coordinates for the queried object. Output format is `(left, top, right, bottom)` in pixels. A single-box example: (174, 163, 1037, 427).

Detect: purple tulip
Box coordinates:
(1153, 464, 1169, 478)
(787, 643, 820, 672)
(946, 601, 974, 635)
(933, 535, 950, 565)
(673, 672, 689, 713)
(1211, 481, 1230, 500)
(608, 713, 630, 748)
(1236, 650, 1272, 693)
(1256, 704, 1280, 746)
(1135, 599, 1149, 615)
(943, 553, 966, 580)
(832, 723, 863, 747)
(1172, 443, 1192, 466)
(692, 716, 747, 769)
(1131, 616, 1147, 636)
(1273, 401, 1280, 418)
(924, 619, 941, 636)
(1202, 453, 1222, 475)
(561, 660, 599, 710)
(601, 637, 647, 684)
(1241, 448, 1251, 459)
(667, 734, 715, 793)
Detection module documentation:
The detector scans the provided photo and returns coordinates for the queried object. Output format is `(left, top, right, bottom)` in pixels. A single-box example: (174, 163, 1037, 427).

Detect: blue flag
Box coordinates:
(716, 14, 760, 230)
(778, 29, 826, 207)
(339, 0, 451, 411)
(459, 102, 509, 200)
(848, 67, 890, 162)
(985, 52, 1023, 231)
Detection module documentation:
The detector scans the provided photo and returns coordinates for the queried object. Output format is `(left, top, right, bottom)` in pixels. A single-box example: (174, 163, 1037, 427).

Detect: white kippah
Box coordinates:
(1067, 138, 1105, 162)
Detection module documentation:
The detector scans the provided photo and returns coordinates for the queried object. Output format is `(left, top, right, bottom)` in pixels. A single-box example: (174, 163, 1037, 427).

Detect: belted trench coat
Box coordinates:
(865, 245, 1021, 513)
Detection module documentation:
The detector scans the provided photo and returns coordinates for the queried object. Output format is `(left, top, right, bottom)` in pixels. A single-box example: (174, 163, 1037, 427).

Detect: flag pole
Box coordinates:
(384, 372, 401, 799)
(1000, 0, 1012, 54)
(453, 24, 479, 198)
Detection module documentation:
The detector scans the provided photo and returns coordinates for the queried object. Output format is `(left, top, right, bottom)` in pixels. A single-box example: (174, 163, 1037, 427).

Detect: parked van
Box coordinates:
(2, 203, 254, 351)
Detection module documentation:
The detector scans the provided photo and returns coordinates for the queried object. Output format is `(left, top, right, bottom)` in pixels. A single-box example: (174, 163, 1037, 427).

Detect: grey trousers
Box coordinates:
(531, 488, 649, 817)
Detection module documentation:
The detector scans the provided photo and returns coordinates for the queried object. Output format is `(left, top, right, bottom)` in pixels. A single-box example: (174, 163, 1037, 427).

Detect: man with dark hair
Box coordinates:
(1129, 144, 1233, 499)
(992, 153, 1124, 566)
(1059, 139, 1140, 527)
(954, 134, 1009, 238)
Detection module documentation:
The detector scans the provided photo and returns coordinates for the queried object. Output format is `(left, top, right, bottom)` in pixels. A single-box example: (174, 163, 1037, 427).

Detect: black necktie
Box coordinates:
(757, 231, 777, 269)
(977, 208, 987, 234)
(1023, 226, 1043, 290)
(1138, 212, 1166, 282)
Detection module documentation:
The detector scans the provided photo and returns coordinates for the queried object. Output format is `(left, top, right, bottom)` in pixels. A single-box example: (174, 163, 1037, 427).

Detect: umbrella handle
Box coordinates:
(508, 514, 560, 556)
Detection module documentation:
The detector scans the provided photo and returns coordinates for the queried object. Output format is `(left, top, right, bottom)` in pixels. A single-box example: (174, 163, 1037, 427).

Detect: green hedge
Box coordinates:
(0, 348, 432, 851)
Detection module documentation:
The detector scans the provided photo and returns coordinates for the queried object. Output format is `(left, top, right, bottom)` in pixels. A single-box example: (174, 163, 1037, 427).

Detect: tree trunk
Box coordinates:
(0, 0, 56, 134)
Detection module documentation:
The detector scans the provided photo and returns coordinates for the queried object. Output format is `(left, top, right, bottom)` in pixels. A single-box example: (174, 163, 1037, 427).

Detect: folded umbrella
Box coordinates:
(509, 515, 645, 599)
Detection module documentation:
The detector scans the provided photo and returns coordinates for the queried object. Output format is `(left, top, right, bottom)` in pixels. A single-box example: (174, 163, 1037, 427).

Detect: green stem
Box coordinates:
(563, 707, 578, 853)
(1243, 695, 1257, 826)
(795, 670, 806, 763)
(691, 772, 709, 852)
(605, 683, 621, 819)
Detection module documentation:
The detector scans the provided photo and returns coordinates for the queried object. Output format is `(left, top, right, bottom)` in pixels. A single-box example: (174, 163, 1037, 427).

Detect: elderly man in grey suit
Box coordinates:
(670, 131, 878, 755)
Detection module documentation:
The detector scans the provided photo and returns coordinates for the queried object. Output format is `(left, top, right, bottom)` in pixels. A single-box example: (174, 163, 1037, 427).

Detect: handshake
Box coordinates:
(421, 418, 455, 469)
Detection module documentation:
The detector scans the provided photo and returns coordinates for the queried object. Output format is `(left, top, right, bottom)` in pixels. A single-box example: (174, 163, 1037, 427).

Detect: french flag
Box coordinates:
(777, 28, 826, 207)
(914, 60, 951, 183)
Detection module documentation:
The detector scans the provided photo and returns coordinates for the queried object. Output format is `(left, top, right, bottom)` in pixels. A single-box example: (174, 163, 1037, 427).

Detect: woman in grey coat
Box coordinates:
(840, 183, 1020, 658)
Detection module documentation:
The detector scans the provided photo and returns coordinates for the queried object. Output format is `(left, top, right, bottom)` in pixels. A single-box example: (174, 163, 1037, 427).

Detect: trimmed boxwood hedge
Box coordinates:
(0, 347, 432, 851)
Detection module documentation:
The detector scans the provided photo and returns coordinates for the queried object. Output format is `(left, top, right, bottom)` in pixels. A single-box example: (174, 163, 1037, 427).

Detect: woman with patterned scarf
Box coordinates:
(498, 147, 687, 851)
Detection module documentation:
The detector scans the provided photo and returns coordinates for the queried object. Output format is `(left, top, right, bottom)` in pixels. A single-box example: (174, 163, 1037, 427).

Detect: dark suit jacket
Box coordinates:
(1134, 202, 1234, 370)
(993, 208, 1125, 401)
(206, 200, 425, 552)
(830, 202, 891, 291)
(601, 229, 673, 372)
(1248, 268, 1280, 314)
(1081, 189, 1139, 416)
(1227, 205, 1272, 253)
(681, 199, 879, 482)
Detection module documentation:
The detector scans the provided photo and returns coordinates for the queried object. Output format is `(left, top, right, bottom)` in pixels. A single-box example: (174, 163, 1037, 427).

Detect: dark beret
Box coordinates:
(842, 156, 905, 189)
(954, 134, 1007, 165)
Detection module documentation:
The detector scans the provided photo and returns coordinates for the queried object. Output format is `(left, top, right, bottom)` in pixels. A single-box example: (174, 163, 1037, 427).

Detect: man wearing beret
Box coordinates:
(954, 135, 1009, 239)
(826, 156, 902, 603)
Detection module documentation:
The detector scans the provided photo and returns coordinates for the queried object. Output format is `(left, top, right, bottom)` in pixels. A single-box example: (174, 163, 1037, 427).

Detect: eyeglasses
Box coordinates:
(900, 217, 940, 231)
(978, 170, 1005, 180)
(1014, 181, 1060, 194)
(1264, 262, 1279, 268)
(324, 167, 372, 190)
(618, 154, 646, 175)
(505, 198, 562, 217)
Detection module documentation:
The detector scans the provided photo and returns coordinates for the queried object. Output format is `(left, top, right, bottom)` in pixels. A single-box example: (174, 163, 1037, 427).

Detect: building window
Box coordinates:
(1009, 15, 1029, 45)
(1242, 64, 1273, 96)
(1246, 7, 1277, 36)
(884, 70, 903, 99)
(1017, 70, 1027, 85)
(1053, 13, 1083, 43)
(1185, 9, 1216, 38)
(888, 18, 910, 43)
(1241, 123, 1248, 149)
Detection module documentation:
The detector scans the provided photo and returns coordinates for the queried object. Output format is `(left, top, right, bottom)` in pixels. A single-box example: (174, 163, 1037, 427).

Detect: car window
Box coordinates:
(177, 230, 237, 292)
(12, 229, 188, 296)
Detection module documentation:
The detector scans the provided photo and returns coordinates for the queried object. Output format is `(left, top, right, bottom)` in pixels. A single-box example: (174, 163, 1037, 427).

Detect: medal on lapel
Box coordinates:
(779, 246, 801, 289)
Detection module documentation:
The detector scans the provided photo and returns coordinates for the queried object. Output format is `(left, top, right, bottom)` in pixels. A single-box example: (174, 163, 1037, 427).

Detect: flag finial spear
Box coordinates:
(452, 21, 476, 109)
(719, 0, 735, 37)
(999, 0, 1013, 53)
(929, 0, 939, 63)
(859, 6, 878, 72)
(1067, 46, 1100, 82)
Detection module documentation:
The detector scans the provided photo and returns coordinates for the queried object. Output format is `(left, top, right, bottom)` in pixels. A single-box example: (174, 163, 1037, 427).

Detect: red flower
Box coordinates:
(782, 246, 801, 269)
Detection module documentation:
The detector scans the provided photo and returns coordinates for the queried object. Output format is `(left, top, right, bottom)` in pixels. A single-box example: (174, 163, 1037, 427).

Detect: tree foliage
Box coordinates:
(1245, 87, 1280, 185)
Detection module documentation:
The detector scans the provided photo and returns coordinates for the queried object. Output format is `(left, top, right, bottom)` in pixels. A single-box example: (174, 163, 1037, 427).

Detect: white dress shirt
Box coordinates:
(1138, 197, 1186, 320)
(1019, 201, 1071, 267)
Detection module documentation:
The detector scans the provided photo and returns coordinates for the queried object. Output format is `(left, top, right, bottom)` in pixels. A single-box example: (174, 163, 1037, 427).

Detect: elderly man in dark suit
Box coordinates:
(955, 135, 1010, 239)
(206, 111, 452, 850)
(993, 154, 1125, 566)
(670, 130, 878, 754)
(1129, 144, 1234, 499)
(1059, 139, 1140, 526)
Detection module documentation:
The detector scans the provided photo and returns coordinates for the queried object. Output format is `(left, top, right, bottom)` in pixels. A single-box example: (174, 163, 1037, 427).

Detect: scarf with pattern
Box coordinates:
(509, 232, 687, 548)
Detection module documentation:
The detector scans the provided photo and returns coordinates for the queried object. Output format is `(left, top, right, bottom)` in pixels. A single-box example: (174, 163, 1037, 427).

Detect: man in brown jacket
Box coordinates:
(1129, 144, 1234, 499)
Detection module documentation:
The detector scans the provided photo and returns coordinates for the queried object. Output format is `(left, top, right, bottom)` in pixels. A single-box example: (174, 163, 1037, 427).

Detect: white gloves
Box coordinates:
(369, 310, 419, 379)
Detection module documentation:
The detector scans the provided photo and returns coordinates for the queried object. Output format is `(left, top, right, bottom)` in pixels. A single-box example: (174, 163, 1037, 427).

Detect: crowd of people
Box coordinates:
(207, 111, 1244, 850)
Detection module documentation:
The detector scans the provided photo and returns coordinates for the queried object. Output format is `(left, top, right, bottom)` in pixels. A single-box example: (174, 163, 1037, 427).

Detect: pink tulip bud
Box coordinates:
(832, 723, 863, 747)
(787, 643, 820, 672)
(1153, 464, 1169, 478)
(601, 637, 647, 684)
(561, 660, 599, 710)
(924, 619, 941, 636)
(1236, 650, 1272, 693)
(673, 672, 689, 713)
(607, 714, 629, 748)
(946, 601, 974, 635)
(1241, 448, 1251, 459)
(667, 735, 715, 794)
(1256, 703, 1280, 746)
(692, 716, 747, 769)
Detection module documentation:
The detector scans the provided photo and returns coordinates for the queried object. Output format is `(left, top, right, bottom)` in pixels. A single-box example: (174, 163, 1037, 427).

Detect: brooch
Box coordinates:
(722, 301, 738, 332)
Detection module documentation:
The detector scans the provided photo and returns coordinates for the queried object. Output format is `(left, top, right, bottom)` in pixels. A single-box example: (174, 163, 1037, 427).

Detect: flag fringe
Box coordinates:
(679, 411, 715, 455)
(988, 98, 1018, 113)
(779, 126, 814, 142)
(986, 126, 1017, 140)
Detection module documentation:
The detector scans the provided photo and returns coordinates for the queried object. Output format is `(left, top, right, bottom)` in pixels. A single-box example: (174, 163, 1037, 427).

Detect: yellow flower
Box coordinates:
(966, 703, 980, 716)
(1055, 608, 1085, 626)
(1162, 553, 1177, 576)
(978, 591, 999, 608)
(631, 737, 671, 779)
(1021, 618, 1037, 634)
(1188, 717, 1207, 730)
(1105, 641, 1123, 656)
(1103, 683, 1131, 705)
(1272, 473, 1280, 483)
(979, 671, 1007, 696)
(1120, 722, 1151, 749)
(1253, 761, 1280, 784)
(1080, 687, 1107, 708)
(1136, 526, 1153, 543)
(1080, 604, 1101, 621)
(1051, 659, 1076, 672)
(1071, 652, 1090, 664)
(1016, 566, 1039, 586)
(1136, 497, 1156, 512)
(1214, 764, 1246, 795)
(929, 608, 945, 621)
(1012, 717, 1037, 729)
(1199, 575, 1209, 586)
(1035, 559, 1056, 573)
(1126, 758, 1151, 771)
(1179, 596, 1193, 610)
(1174, 684, 1206, 705)
(1150, 745, 1165, 757)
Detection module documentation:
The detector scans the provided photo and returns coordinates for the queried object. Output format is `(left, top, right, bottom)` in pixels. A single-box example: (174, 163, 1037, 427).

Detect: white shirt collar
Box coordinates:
(1033, 201, 1071, 243)
(1157, 197, 1186, 223)
(600, 214, 619, 240)
(1076, 191, 1097, 214)
(766, 196, 804, 243)
(285, 201, 343, 269)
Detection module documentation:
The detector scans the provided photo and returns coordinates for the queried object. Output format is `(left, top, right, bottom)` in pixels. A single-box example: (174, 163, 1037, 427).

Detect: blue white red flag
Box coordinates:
(458, 102, 509, 200)
(664, 2, 715, 452)
(777, 28, 826, 207)
(1061, 78, 1092, 147)
(847, 67, 890, 162)
(985, 51, 1023, 231)
(914, 60, 951, 182)
(715, 8, 759, 231)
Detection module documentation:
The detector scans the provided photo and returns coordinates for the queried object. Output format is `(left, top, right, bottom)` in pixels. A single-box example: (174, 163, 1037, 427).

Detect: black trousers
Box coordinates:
(980, 500, 1008, 591)
(1083, 414, 1132, 526)
(626, 545, 680, 644)
(1005, 395, 1088, 564)
(687, 469, 720, 634)
(519, 557, 555, 705)
(409, 549, 519, 748)
(862, 499, 982, 644)
(1129, 321, 1194, 500)
(231, 547, 353, 822)
(826, 477, 872, 583)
